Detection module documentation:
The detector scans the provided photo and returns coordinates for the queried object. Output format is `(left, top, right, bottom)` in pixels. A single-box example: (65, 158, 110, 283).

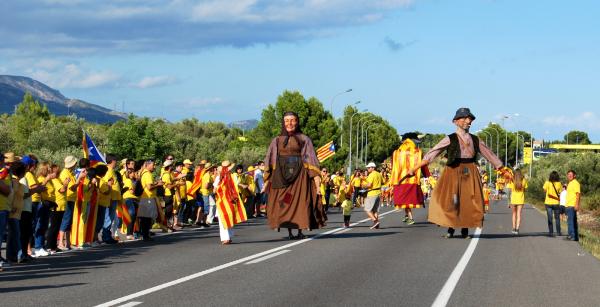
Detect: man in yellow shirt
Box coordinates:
(58, 155, 78, 250)
(363, 162, 384, 229)
(0, 153, 12, 269)
(565, 170, 581, 241)
(101, 155, 121, 244)
(138, 160, 164, 241)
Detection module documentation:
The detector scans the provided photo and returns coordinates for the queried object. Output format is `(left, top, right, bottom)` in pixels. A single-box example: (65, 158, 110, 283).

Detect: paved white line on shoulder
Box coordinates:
(116, 301, 143, 307)
(244, 250, 291, 264)
(335, 228, 353, 235)
(96, 209, 399, 307)
(431, 227, 483, 307)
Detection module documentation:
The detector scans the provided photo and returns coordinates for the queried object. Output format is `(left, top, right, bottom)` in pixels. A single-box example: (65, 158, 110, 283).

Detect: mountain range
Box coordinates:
(0, 75, 127, 123)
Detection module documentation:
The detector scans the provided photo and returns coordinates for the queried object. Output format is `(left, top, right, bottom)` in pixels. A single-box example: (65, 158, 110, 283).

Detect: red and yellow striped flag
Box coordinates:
(317, 141, 336, 162)
(116, 202, 132, 226)
(215, 169, 247, 230)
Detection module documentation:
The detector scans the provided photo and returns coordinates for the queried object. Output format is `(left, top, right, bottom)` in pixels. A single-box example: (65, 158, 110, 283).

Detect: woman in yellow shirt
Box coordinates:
(542, 171, 562, 237)
(121, 168, 139, 239)
(508, 169, 528, 235)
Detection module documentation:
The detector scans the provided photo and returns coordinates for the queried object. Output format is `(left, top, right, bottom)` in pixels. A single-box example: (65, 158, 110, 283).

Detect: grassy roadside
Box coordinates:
(529, 200, 600, 260)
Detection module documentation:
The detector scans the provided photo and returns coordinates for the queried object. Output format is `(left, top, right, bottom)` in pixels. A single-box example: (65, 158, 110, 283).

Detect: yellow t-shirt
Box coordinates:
(122, 177, 137, 200)
(543, 181, 562, 205)
(59, 169, 77, 202)
(366, 171, 384, 197)
(141, 170, 156, 198)
(97, 177, 111, 207)
(185, 181, 195, 201)
(483, 187, 491, 202)
(200, 172, 213, 196)
(51, 178, 67, 211)
(0, 171, 12, 211)
(105, 167, 122, 201)
(161, 171, 173, 197)
(352, 176, 361, 188)
(38, 175, 55, 202)
(566, 179, 581, 207)
(25, 171, 41, 202)
(508, 179, 528, 205)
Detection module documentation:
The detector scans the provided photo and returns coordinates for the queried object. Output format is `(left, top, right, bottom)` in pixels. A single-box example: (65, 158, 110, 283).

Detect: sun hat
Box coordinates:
(183, 159, 193, 165)
(453, 107, 476, 121)
(64, 155, 77, 169)
(366, 162, 376, 168)
(163, 159, 173, 167)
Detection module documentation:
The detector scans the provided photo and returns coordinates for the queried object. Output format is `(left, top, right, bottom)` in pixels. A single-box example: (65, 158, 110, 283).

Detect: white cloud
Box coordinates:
(132, 75, 178, 89)
(27, 62, 121, 89)
(541, 111, 600, 131)
(0, 0, 416, 55)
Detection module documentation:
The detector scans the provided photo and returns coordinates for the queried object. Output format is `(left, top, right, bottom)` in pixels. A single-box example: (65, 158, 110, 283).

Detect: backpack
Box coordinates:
(133, 179, 144, 197)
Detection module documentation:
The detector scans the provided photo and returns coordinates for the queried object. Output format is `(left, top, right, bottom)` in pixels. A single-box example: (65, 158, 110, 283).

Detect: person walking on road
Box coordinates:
(263, 111, 326, 240)
(363, 162, 384, 229)
(564, 170, 581, 241)
(409, 108, 509, 238)
(390, 132, 429, 225)
(507, 168, 528, 235)
(543, 171, 563, 237)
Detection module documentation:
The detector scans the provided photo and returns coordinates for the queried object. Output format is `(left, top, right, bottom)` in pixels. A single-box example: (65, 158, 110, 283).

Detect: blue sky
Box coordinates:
(1, 0, 599, 141)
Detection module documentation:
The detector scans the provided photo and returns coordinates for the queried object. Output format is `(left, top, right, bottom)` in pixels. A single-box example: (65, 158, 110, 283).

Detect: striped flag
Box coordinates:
(215, 169, 247, 230)
(117, 202, 132, 226)
(317, 141, 336, 162)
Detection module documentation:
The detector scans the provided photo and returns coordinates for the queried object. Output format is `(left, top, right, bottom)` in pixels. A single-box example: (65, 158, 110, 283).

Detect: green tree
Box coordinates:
(564, 130, 591, 144)
(107, 115, 176, 160)
(251, 90, 338, 148)
(9, 93, 51, 152)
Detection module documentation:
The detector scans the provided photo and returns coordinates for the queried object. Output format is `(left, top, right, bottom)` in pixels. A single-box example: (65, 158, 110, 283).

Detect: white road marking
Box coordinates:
(96, 209, 399, 307)
(431, 227, 483, 307)
(244, 250, 291, 264)
(335, 228, 353, 235)
(116, 302, 143, 307)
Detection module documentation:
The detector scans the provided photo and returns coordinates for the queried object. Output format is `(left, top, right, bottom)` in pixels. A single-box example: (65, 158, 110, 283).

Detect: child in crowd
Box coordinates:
(339, 178, 354, 228)
(482, 183, 491, 213)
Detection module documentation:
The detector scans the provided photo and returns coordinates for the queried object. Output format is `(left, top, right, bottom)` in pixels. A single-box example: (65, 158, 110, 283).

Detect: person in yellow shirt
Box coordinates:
(363, 162, 384, 229)
(138, 160, 163, 241)
(350, 170, 362, 207)
(93, 165, 112, 245)
(47, 164, 66, 252)
(0, 154, 12, 268)
(7, 161, 26, 264)
(200, 164, 216, 225)
(565, 170, 581, 241)
(101, 155, 121, 244)
(339, 178, 354, 227)
(121, 168, 138, 239)
(507, 169, 528, 235)
(542, 171, 562, 237)
(58, 155, 78, 250)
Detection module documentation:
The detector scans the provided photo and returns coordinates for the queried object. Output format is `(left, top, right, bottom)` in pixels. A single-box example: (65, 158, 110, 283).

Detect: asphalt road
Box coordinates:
(1, 199, 599, 307)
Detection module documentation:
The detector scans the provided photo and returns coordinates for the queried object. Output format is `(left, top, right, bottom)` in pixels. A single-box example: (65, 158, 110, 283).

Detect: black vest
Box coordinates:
(446, 133, 480, 167)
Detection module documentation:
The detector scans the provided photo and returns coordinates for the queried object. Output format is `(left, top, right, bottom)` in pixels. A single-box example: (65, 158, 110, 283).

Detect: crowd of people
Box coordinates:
(0, 108, 583, 272)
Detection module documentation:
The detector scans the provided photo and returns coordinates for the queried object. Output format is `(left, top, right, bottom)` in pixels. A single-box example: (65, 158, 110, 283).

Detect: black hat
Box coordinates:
(453, 107, 476, 121)
(401, 132, 420, 143)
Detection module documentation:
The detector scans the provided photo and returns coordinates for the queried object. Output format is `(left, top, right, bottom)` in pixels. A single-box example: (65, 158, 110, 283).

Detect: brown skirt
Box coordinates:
(267, 167, 326, 230)
(428, 162, 484, 228)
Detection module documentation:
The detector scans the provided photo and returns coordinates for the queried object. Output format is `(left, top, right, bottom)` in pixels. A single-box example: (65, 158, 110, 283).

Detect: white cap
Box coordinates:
(366, 162, 376, 168)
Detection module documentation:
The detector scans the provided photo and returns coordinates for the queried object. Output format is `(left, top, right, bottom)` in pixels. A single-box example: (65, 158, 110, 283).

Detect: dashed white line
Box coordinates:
(95, 209, 399, 307)
(431, 227, 483, 307)
(116, 301, 143, 307)
(244, 250, 291, 264)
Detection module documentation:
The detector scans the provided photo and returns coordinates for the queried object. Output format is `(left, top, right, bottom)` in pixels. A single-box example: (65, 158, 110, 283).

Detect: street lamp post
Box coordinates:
(348, 109, 367, 176)
(361, 119, 376, 163)
(330, 89, 352, 117)
(477, 130, 493, 186)
(488, 124, 501, 159)
(340, 100, 361, 148)
(356, 115, 372, 164)
(516, 133, 525, 167)
(365, 124, 381, 163)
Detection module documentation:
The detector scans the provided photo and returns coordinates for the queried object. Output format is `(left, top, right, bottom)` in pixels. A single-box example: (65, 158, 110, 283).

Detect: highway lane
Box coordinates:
(1, 199, 599, 307)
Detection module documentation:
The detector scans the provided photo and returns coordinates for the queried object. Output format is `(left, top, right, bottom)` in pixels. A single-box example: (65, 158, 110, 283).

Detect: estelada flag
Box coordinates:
(317, 141, 336, 163)
(82, 131, 106, 167)
(215, 168, 247, 230)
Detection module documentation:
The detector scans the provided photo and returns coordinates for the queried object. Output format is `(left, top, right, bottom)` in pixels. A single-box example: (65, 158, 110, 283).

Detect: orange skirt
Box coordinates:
(428, 163, 484, 228)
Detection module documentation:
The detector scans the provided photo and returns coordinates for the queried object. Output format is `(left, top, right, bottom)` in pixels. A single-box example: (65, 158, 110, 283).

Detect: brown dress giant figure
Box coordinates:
(264, 112, 326, 239)
(410, 108, 508, 238)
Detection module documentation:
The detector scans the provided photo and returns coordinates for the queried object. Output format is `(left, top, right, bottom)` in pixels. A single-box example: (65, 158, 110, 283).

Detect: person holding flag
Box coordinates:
(214, 161, 247, 244)
(390, 132, 430, 225)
